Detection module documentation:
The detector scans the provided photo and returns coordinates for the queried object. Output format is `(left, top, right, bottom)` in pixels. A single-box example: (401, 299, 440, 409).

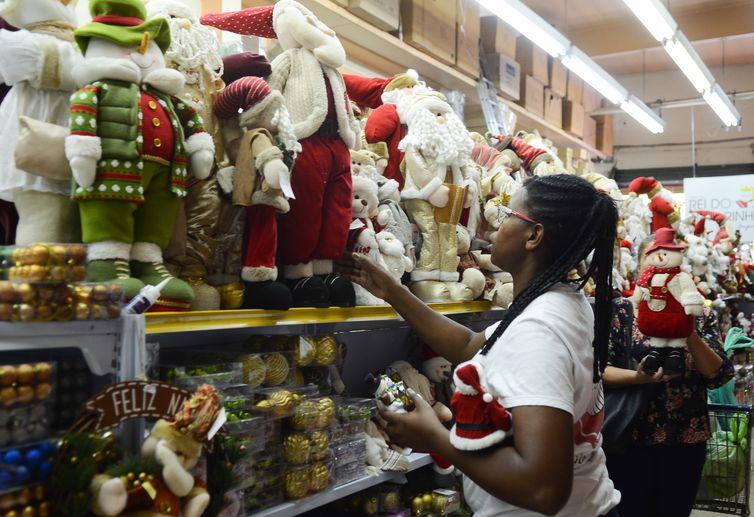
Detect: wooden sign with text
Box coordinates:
(82, 381, 192, 431)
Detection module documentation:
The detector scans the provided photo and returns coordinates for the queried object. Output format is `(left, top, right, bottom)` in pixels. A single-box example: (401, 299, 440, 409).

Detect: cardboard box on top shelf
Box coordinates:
(480, 16, 517, 58)
(557, 147, 574, 171)
(347, 0, 400, 31)
(486, 53, 520, 101)
(563, 100, 585, 137)
(583, 114, 597, 149)
(454, 0, 480, 77)
(567, 73, 584, 105)
(516, 38, 548, 85)
(519, 74, 545, 118)
(544, 88, 563, 127)
(582, 83, 603, 113)
(402, 0, 457, 66)
(549, 58, 567, 97)
(594, 114, 614, 156)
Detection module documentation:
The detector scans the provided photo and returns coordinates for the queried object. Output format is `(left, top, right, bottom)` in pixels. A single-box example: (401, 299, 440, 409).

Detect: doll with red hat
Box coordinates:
(633, 228, 705, 374)
(628, 176, 680, 233)
(450, 360, 512, 450)
(489, 133, 566, 177)
(201, 1, 407, 307)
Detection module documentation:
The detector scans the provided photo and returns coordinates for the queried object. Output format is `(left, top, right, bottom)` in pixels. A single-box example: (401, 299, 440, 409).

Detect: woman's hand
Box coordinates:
(636, 357, 681, 384)
(378, 390, 448, 451)
(335, 252, 401, 302)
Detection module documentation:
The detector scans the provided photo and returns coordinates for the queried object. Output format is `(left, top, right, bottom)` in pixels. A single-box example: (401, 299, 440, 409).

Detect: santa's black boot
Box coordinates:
(287, 277, 329, 308)
(642, 349, 662, 374)
(243, 281, 293, 310)
(664, 349, 685, 375)
(323, 274, 356, 307)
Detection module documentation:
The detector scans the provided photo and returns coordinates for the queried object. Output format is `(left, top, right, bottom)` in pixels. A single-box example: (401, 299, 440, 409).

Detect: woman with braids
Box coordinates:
(338, 174, 621, 516)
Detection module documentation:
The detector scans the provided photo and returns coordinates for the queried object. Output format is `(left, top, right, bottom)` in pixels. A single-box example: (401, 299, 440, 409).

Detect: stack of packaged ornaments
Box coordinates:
(0, 244, 123, 322)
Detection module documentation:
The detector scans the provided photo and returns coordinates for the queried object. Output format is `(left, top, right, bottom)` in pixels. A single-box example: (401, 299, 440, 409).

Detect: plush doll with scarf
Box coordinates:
(202, 1, 402, 307)
(65, 0, 214, 310)
(146, 0, 225, 310)
(0, 0, 83, 245)
(214, 75, 300, 310)
(633, 228, 705, 374)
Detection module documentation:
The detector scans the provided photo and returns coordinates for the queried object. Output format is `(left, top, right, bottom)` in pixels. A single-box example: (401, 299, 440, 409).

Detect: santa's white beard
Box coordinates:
(399, 108, 473, 166)
(164, 18, 223, 86)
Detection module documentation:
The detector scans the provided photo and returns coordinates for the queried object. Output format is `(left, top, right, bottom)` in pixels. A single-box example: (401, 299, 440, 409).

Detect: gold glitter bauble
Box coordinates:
(255, 390, 301, 416)
(313, 336, 338, 365)
(291, 400, 318, 430)
(309, 430, 329, 461)
(283, 468, 310, 499)
(422, 494, 433, 507)
(282, 433, 311, 465)
(316, 397, 336, 428)
(293, 337, 315, 367)
(243, 355, 267, 388)
(264, 353, 290, 386)
(218, 282, 244, 310)
(309, 462, 330, 492)
(412, 496, 424, 514)
(21, 506, 35, 517)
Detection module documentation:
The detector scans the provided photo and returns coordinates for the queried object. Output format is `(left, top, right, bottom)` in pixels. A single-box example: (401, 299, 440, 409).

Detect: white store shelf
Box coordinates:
(250, 453, 433, 517)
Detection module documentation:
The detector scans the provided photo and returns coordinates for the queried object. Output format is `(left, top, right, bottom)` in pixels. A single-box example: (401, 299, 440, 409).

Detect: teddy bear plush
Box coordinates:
(65, 0, 214, 310)
(633, 228, 705, 374)
(90, 384, 222, 517)
(0, 0, 83, 245)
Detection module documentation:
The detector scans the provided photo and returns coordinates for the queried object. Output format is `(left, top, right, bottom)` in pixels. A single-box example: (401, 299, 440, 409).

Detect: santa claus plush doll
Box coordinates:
(450, 360, 512, 450)
(146, 0, 225, 310)
(633, 228, 705, 374)
(214, 76, 300, 310)
(0, 0, 83, 245)
(398, 91, 478, 297)
(628, 176, 680, 232)
(490, 134, 566, 177)
(201, 1, 403, 307)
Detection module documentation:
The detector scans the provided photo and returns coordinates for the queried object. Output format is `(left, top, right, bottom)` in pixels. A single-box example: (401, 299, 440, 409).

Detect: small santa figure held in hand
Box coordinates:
(450, 360, 512, 451)
(633, 228, 705, 374)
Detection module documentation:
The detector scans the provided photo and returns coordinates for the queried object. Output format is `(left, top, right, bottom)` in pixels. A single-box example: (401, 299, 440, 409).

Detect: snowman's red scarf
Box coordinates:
(636, 266, 681, 288)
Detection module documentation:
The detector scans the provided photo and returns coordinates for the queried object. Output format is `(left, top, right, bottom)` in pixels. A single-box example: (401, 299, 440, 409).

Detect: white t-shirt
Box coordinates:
(463, 283, 621, 517)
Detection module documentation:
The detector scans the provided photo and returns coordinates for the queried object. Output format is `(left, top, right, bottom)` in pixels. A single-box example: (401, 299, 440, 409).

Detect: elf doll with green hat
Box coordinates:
(65, 0, 214, 311)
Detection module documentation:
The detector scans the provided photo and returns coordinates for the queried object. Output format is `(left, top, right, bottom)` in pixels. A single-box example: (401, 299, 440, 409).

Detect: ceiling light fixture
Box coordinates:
(621, 0, 740, 126)
(474, 0, 665, 134)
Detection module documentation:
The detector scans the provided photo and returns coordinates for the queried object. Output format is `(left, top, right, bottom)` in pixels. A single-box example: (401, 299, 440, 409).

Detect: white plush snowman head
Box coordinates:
(0, 0, 78, 28)
(645, 247, 684, 269)
(84, 36, 166, 78)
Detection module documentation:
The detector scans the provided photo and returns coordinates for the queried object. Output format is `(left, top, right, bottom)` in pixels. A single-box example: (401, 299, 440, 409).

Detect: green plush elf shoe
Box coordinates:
(130, 261, 195, 312)
(87, 259, 145, 300)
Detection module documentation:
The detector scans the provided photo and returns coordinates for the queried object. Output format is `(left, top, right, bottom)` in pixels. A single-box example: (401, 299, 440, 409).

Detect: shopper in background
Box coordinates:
(603, 286, 733, 516)
(339, 174, 621, 516)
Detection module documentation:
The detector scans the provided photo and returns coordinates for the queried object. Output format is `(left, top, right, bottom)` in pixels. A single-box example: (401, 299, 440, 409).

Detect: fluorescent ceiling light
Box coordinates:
(474, 0, 665, 134)
(663, 34, 713, 93)
(703, 85, 741, 127)
(561, 48, 627, 105)
(620, 96, 666, 134)
(475, 0, 569, 57)
(620, 0, 741, 127)
(622, 0, 676, 41)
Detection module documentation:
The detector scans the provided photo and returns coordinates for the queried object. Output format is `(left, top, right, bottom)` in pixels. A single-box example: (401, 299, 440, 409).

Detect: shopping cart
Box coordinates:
(694, 404, 752, 516)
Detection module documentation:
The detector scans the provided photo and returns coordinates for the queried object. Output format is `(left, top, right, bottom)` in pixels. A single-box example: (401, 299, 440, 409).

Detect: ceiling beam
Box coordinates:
(567, 0, 754, 56)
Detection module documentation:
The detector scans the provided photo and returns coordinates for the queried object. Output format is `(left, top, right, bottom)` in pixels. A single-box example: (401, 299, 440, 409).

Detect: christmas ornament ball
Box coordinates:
(309, 462, 329, 492)
(313, 336, 337, 365)
(316, 397, 336, 428)
(24, 449, 42, 469)
(264, 353, 290, 386)
(283, 468, 309, 499)
(16, 364, 34, 384)
(3, 449, 22, 465)
(309, 430, 329, 461)
(291, 400, 318, 430)
(283, 433, 311, 465)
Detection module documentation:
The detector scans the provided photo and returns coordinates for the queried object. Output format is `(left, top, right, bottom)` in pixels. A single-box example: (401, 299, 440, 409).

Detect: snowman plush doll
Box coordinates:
(633, 228, 705, 374)
(65, 0, 214, 310)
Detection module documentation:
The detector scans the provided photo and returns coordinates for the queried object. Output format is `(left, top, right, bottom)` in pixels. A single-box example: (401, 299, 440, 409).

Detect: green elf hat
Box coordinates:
(74, 0, 171, 54)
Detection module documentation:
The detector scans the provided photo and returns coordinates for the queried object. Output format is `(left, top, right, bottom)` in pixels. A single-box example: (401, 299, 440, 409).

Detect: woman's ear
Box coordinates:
(524, 224, 546, 252)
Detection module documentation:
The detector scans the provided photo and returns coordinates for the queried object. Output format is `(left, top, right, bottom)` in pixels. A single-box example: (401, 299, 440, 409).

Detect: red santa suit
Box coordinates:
(364, 103, 406, 187)
(628, 176, 680, 233)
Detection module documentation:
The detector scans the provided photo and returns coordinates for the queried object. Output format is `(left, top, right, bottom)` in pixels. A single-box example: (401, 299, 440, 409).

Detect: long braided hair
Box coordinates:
(480, 174, 618, 382)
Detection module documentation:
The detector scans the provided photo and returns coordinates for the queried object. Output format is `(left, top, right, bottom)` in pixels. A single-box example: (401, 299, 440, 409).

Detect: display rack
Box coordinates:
(240, 0, 606, 159)
(250, 453, 433, 517)
(0, 319, 123, 376)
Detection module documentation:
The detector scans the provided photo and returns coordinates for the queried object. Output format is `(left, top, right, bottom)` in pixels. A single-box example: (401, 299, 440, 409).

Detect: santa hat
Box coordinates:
(214, 76, 273, 119)
(200, 5, 276, 38)
(222, 52, 272, 85)
(694, 217, 707, 237)
(620, 239, 632, 250)
(421, 346, 447, 376)
(628, 176, 662, 198)
(450, 361, 512, 451)
(396, 91, 448, 124)
(345, 72, 418, 111)
(644, 227, 684, 255)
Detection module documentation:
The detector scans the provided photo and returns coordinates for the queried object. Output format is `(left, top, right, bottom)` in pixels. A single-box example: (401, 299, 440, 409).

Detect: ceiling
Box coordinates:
(521, 0, 754, 76)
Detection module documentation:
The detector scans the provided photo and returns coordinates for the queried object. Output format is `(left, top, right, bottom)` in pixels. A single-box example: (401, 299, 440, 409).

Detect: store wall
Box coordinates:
(612, 63, 754, 171)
